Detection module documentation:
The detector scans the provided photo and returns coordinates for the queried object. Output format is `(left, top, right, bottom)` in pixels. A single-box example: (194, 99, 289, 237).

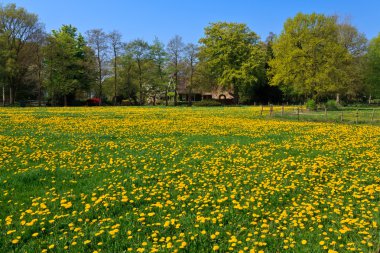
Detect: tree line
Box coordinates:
(1, 3, 379, 106)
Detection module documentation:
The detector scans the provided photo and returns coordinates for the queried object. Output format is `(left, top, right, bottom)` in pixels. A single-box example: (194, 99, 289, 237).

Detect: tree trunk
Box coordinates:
(174, 89, 177, 106)
(336, 93, 340, 104)
(174, 71, 178, 106)
(96, 44, 103, 106)
(188, 87, 192, 106)
(98, 87, 102, 106)
(64, 95, 67, 107)
(38, 70, 42, 107)
(233, 84, 239, 105)
(2, 84, 5, 106)
(153, 95, 156, 106)
(165, 89, 168, 106)
(9, 86, 13, 105)
(139, 80, 143, 106)
(38, 86, 42, 107)
(369, 94, 372, 104)
(114, 49, 117, 106)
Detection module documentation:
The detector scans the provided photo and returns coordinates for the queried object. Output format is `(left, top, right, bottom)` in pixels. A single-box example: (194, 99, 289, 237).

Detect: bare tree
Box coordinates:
(29, 30, 47, 106)
(108, 30, 123, 105)
(86, 29, 109, 105)
(184, 43, 199, 106)
(167, 35, 184, 106)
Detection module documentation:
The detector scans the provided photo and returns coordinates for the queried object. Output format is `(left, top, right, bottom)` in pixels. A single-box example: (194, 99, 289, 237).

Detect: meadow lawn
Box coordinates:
(0, 107, 379, 253)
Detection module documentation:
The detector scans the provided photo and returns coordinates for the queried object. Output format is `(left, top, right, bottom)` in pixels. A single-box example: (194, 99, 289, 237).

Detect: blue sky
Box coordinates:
(2, 0, 380, 44)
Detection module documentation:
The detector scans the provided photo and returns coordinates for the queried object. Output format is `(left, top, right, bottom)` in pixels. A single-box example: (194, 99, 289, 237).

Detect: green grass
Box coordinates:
(0, 106, 379, 253)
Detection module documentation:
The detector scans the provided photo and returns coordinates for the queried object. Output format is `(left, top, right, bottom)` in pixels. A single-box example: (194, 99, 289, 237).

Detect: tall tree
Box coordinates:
(25, 30, 47, 106)
(0, 3, 43, 104)
(167, 35, 184, 106)
(366, 33, 380, 100)
(149, 37, 167, 105)
(108, 30, 123, 105)
(0, 33, 7, 105)
(336, 20, 368, 102)
(269, 13, 352, 101)
(125, 39, 151, 105)
(119, 52, 138, 103)
(44, 25, 94, 106)
(199, 22, 265, 104)
(184, 43, 199, 106)
(86, 28, 108, 104)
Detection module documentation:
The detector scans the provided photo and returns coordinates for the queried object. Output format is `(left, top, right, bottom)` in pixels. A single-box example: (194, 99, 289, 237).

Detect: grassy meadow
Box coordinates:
(0, 107, 379, 253)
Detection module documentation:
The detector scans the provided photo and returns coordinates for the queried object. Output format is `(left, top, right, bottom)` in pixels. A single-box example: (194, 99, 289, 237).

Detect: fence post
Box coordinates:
(341, 111, 343, 122)
(260, 105, 264, 116)
(355, 109, 359, 124)
(270, 104, 273, 117)
(371, 109, 375, 123)
(324, 107, 327, 121)
(281, 105, 284, 116)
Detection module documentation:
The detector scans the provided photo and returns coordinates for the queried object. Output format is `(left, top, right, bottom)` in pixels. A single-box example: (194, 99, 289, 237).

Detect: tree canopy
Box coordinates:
(1, 3, 380, 106)
(367, 33, 380, 98)
(269, 13, 356, 101)
(199, 22, 265, 104)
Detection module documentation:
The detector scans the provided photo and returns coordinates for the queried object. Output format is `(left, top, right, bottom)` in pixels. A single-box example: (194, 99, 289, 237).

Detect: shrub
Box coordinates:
(305, 99, 316, 111)
(193, 99, 222, 107)
(325, 100, 340, 111)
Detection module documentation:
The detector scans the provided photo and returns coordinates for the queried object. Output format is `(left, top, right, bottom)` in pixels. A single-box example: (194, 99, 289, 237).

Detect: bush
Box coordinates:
(305, 99, 316, 111)
(325, 100, 340, 111)
(193, 99, 222, 107)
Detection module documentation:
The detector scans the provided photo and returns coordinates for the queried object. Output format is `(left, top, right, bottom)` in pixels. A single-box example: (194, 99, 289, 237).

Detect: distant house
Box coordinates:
(177, 81, 234, 103)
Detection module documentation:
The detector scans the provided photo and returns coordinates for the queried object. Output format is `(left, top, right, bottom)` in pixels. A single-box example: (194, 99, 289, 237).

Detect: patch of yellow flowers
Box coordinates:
(0, 107, 379, 252)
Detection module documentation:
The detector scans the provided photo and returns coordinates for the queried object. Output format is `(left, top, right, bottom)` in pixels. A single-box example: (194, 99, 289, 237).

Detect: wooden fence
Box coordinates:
(259, 105, 380, 125)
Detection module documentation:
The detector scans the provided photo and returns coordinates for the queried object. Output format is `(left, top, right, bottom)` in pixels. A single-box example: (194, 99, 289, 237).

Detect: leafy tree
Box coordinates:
(149, 37, 168, 105)
(86, 29, 109, 104)
(183, 43, 199, 106)
(242, 33, 283, 104)
(167, 35, 184, 106)
(125, 39, 151, 105)
(119, 52, 138, 103)
(336, 20, 368, 102)
(199, 22, 265, 104)
(0, 3, 44, 104)
(367, 33, 380, 100)
(269, 13, 352, 101)
(0, 34, 6, 105)
(108, 30, 123, 104)
(44, 25, 95, 106)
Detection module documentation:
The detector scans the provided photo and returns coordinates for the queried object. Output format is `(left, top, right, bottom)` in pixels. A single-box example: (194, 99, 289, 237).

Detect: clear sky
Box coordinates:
(1, 0, 380, 44)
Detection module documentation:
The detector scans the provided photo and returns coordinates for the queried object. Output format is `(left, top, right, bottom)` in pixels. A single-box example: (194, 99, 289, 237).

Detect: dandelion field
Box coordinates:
(0, 107, 379, 253)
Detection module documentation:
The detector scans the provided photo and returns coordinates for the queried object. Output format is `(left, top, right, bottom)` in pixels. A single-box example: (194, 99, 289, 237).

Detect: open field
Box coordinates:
(0, 107, 379, 253)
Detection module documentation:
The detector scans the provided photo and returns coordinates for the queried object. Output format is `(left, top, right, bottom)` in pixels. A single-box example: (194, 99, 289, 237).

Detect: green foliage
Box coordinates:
(325, 100, 340, 110)
(306, 99, 317, 110)
(269, 13, 353, 100)
(148, 37, 168, 102)
(125, 39, 151, 105)
(199, 22, 265, 104)
(367, 33, 380, 98)
(0, 3, 43, 103)
(44, 25, 96, 105)
(193, 99, 221, 107)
